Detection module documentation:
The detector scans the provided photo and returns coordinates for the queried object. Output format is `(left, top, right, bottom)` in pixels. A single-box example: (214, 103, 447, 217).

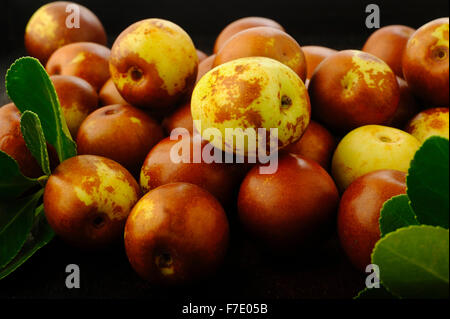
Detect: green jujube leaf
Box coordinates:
(5, 57, 77, 163)
(0, 189, 44, 268)
(354, 286, 397, 299)
(20, 111, 51, 176)
(0, 151, 40, 200)
(0, 204, 54, 280)
(379, 194, 419, 237)
(407, 136, 449, 228)
(372, 225, 449, 299)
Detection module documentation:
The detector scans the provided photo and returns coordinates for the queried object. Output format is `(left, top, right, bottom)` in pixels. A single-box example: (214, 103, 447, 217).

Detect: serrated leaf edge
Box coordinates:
(20, 110, 51, 176)
(5, 56, 77, 163)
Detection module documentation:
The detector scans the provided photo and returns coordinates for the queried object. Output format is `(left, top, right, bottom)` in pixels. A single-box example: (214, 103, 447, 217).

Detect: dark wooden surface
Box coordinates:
(0, 217, 365, 299)
(0, 0, 448, 300)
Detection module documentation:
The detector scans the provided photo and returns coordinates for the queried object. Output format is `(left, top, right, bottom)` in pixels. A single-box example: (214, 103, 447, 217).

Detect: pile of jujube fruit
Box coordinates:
(1, 1, 448, 284)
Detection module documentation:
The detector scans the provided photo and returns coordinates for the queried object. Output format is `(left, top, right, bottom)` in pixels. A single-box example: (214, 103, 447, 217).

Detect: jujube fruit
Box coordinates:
(50, 75, 98, 137)
(77, 104, 164, 176)
(124, 182, 229, 285)
(238, 153, 339, 253)
(308, 50, 400, 133)
(109, 19, 198, 110)
(46, 42, 111, 91)
(214, 27, 307, 82)
(0, 103, 43, 178)
(213, 16, 284, 54)
(25, 1, 107, 64)
(44, 155, 141, 249)
(402, 17, 449, 107)
(337, 169, 407, 271)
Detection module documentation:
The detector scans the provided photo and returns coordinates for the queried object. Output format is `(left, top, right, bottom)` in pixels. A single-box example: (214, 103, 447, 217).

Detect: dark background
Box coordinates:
(0, 0, 448, 301)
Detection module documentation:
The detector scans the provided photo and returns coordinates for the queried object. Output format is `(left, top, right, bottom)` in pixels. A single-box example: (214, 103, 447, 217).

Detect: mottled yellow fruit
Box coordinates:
(74, 159, 139, 221)
(191, 57, 310, 157)
(405, 107, 449, 143)
(62, 102, 88, 137)
(341, 50, 392, 97)
(43, 155, 141, 249)
(109, 18, 198, 109)
(332, 125, 421, 191)
(25, 4, 57, 43)
(431, 23, 449, 49)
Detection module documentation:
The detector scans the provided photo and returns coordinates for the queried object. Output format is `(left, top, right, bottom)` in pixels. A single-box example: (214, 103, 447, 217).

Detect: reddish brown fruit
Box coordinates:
(337, 169, 407, 271)
(214, 27, 307, 82)
(402, 18, 449, 107)
(238, 153, 339, 252)
(140, 136, 243, 206)
(124, 182, 229, 285)
(196, 50, 208, 62)
(213, 17, 284, 54)
(46, 42, 111, 91)
(162, 102, 193, 135)
(77, 104, 164, 176)
(384, 77, 421, 128)
(50, 75, 98, 137)
(283, 121, 337, 170)
(99, 78, 128, 106)
(24, 1, 107, 64)
(362, 25, 415, 77)
(44, 155, 141, 249)
(196, 54, 216, 83)
(302, 46, 337, 80)
(0, 103, 43, 178)
(308, 50, 400, 133)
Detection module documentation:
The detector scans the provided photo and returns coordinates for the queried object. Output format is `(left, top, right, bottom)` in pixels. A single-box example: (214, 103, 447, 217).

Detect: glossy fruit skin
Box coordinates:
(196, 49, 208, 62)
(331, 125, 420, 191)
(214, 27, 307, 82)
(162, 102, 193, 135)
(124, 182, 229, 285)
(402, 18, 449, 107)
(44, 155, 141, 249)
(384, 77, 421, 129)
(50, 75, 98, 137)
(405, 107, 449, 142)
(302, 46, 337, 80)
(309, 50, 400, 133)
(362, 25, 415, 77)
(238, 153, 339, 252)
(283, 121, 337, 171)
(46, 42, 111, 91)
(77, 104, 164, 176)
(99, 78, 128, 106)
(196, 54, 216, 83)
(338, 169, 407, 271)
(191, 57, 311, 157)
(140, 136, 242, 206)
(24, 1, 107, 64)
(0, 103, 43, 178)
(109, 19, 198, 110)
(213, 17, 284, 54)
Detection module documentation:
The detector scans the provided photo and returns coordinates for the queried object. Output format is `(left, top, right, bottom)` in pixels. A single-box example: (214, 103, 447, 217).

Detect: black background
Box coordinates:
(0, 0, 448, 303)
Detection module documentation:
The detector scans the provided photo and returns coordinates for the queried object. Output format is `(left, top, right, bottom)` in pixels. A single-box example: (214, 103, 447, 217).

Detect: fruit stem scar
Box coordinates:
(432, 47, 448, 61)
(129, 66, 144, 81)
(281, 95, 292, 108)
(379, 136, 392, 143)
(156, 252, 174, 275)
(93, 215, 106, 228)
